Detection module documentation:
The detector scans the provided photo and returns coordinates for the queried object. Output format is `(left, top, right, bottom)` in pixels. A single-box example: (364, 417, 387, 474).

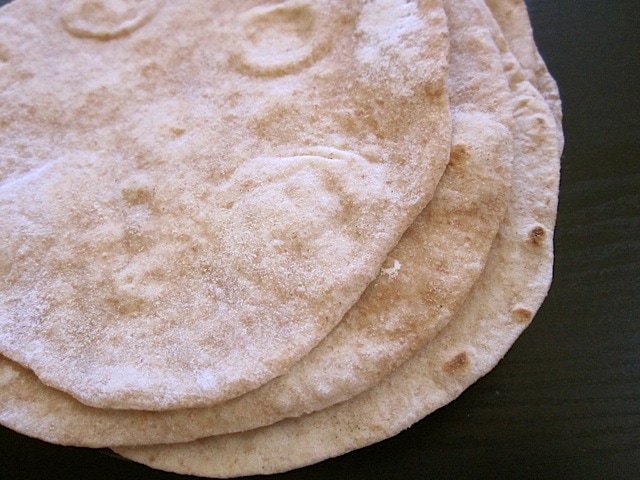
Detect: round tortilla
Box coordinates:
(0, 0, 516, 446)
(0, 110, 511, 446)
(0, 0, 451, 410)
(114, 0, 561, 475)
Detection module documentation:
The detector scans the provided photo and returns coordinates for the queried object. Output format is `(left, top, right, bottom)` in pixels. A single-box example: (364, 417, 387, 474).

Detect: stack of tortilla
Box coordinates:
(0, 0, 562, 476)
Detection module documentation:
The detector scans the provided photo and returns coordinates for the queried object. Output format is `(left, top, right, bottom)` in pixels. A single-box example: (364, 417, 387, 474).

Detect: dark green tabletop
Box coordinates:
(1, 0, 638, 478)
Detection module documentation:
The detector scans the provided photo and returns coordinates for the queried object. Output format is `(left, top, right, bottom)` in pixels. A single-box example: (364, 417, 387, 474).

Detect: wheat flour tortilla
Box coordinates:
(485, 0, 563, 142)
(0, 0, 452, 410)
(0, 0, 516, 446)
(0, 109, 511, 446)
(114, 0, 561, 475)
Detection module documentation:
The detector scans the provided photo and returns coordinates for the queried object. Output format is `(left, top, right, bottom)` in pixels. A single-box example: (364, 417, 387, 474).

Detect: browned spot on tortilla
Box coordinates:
(450, 144, 470, 166)
(425, 78, 445, 97)
(443, 352, 469, 375)
(528, 225, 546, 245)
(107, 294, 146, 315)
(140, 61, 163, 80)
(512, 307, 533, 324)
(170, 126, 186, 137)
(122, 186, 152, 206)
(0, 45, 9, 63)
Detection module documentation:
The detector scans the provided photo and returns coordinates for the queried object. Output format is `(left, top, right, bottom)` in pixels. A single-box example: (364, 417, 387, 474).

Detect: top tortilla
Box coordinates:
(0, 113, 511, 446)
(0, 0, 515, 446)
(0, 0, 451, 410)
(115, 0, 561, 475)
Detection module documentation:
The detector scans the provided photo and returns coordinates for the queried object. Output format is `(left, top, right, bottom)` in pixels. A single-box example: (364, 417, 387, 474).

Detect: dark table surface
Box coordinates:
(1, 0, 639, 479)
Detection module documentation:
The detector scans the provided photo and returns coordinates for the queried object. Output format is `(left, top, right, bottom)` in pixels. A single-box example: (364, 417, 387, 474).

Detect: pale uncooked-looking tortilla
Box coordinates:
(0, 0, 451, 410)
(114, 0, 561, 475)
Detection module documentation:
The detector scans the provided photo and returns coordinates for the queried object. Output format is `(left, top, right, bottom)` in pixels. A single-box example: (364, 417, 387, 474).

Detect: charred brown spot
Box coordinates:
(512, 307, 533, 324)
(443, 352, 469, 375)
(528, 226, 546, 245)
(450, 144, 470, 166)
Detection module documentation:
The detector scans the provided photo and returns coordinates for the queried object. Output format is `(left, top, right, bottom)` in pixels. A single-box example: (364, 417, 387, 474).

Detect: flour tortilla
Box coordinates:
(485, 0, 564, 145)
(0, 0, 515, 446)
(0, 0, 451, 410)
(0, 110, 511, 446)
(115, 0, 561, 475)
